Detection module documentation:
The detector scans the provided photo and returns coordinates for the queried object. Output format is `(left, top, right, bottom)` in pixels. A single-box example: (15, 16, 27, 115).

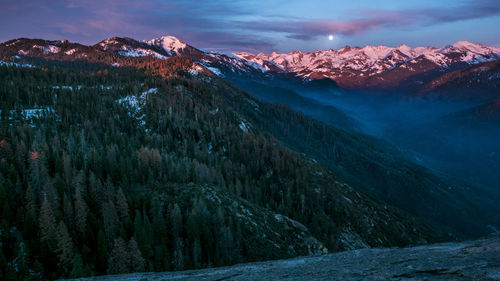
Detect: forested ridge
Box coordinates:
(0, 57, 441, 280)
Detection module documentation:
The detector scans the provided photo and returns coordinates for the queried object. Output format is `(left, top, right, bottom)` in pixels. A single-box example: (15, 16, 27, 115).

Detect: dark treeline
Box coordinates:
(0, 60, 434, 279)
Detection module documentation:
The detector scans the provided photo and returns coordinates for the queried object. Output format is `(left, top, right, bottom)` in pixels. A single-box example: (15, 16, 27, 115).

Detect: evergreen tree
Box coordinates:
(107, 237, 129, 274)
(39, 198, 56, 243)
(56, 221, 74, 275)
(70, 253, 85, 278)
(128, 238, 145, 272)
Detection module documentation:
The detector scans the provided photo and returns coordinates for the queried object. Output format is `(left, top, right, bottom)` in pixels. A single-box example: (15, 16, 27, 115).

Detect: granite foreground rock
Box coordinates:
(68, 235, 500, 281)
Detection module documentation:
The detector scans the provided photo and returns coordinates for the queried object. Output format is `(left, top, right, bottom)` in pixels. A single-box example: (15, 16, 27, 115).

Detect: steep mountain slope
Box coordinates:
(1, 36, 499, 238)
(0, 37, 353, 131)
(446, 98, 500, 127)
(417, 60, 500, 101)
(228, 80, 359, 132)
(0, 49, 442, 279)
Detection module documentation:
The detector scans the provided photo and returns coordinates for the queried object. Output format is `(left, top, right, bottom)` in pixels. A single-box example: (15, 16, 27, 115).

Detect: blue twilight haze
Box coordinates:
(0, 0, 499, 53)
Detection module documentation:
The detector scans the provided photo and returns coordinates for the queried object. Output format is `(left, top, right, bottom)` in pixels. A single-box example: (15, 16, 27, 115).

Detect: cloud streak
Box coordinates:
(237, 0, 500, 41)
(0, 0, 498, 52)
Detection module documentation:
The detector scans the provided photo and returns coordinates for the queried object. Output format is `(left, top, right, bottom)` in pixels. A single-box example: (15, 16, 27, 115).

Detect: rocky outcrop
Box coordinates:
(71, 235, 500, 280)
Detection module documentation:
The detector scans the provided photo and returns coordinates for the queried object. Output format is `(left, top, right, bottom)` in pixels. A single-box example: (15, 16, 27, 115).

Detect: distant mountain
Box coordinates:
(234, 41, 500, 92)
(417, 60, 500, 101)
(446, 98, 500, 128)
(3, 37, 499, 97)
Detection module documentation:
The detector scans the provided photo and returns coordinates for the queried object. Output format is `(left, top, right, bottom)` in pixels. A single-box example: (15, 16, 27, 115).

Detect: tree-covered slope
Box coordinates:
(0, 59, 438, 280)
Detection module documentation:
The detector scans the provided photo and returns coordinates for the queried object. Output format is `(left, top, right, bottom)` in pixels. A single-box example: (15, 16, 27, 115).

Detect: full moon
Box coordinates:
(328, 35, 334, 40)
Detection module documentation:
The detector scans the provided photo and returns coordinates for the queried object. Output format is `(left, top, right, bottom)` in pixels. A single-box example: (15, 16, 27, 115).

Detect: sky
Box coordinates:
(0, 0, 499, 53)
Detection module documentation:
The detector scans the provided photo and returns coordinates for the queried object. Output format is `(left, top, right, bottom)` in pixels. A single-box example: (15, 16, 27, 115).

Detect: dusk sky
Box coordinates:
(1, 0, 499, 53)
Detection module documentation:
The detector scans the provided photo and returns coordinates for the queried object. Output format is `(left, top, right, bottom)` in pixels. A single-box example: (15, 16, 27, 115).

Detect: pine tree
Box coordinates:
(25, 184, 38, 223)
(127, 238, 145, 272)
(102, 201, 119, 246)
(70, 253, 85, 278)
(74, 187, 88, 235)
(62, 193, 74, 228)
(56, 221, 74, 275)
(107, 237, 129, 274)
(173, 239, 184, 270)
(192, 239, 202, 268)
(115, 188, 129, 223)
(39, 198, 56, 243)
(169, 203, 182, 239)
(95, 229, 109, 274)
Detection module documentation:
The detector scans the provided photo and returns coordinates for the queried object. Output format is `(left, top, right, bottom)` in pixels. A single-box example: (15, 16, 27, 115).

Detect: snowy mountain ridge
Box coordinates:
(2, 36, 499, 91)
(145, 36, 187, 54)
(233, 41, 500, 78)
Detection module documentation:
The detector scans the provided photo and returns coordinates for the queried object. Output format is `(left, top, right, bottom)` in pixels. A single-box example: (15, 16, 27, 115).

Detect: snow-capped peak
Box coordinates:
(98, 37, 123, 50)
(232, 41, 500, 79)
(451, 41, 482, 50)
(146, 36, 187, 54)
(449, 41, 494, 55)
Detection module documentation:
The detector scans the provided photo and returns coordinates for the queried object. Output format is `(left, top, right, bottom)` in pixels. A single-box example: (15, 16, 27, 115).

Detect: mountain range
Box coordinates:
(2, 36, 499, 96)
(234, 41, 500, 91)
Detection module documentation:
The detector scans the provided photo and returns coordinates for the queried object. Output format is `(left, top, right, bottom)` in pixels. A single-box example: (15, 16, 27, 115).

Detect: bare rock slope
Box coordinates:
(69, 235, 500, 281)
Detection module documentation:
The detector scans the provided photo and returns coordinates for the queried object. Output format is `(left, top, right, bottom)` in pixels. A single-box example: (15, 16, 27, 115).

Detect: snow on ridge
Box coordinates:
(33, 45, 60, 54)
(232, 41, 500, 76)
(118, 88, 158, 112)
(205, 66, 222, 76)
(65, 49, 77, 55)
(0, 60, 34, 68)
(243, 60, 268, 73)
(99, 38, 120, 50)
(117, 48, 168, 59)
(189, 64, 205, 75)
(5, 40, 22, 47)
(146, 36, 187, 54)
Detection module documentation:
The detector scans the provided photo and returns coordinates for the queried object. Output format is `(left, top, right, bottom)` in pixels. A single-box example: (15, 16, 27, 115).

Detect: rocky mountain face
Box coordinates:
(66, 234, 500, 281)
(3, 37, 499, 98)
(417, 60, 500, 101)
(234, 41, 500, 93)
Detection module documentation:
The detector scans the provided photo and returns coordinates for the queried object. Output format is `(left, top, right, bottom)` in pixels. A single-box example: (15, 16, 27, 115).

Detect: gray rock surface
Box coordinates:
(69, 235, 500, 281)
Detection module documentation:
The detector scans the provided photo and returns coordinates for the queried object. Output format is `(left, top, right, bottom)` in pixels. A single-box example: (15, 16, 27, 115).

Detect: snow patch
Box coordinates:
(117, 48, 167, 59)
(0, 60, 33, 68)
(33, 45, 60, 54)
(206, 66, 222, 76)
(146, 36, 187, 54)
(189, 64, 205, 75)
(64, 48, 77, 55)
(239, 121, 249, 132)
(52, 85, 83, 91)
(1, 107, 58, 122)
(118, 88, 158, 123)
